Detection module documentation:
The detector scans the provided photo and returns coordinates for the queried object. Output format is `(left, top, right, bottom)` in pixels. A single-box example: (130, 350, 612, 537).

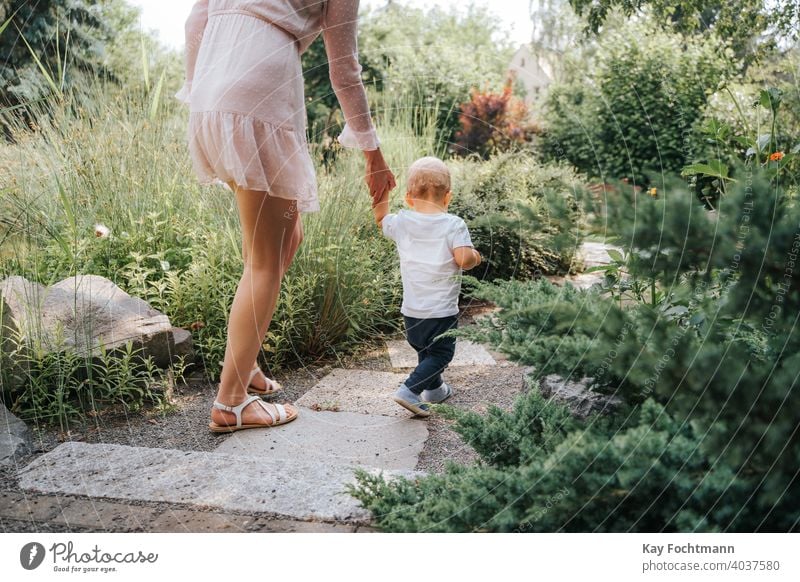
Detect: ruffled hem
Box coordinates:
(187, 110, 320, 213)
(175, 82, 192, 105)
(338, 121, 381, 151)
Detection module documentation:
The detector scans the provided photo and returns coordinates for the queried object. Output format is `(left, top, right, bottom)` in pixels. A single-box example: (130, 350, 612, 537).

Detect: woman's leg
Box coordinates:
(211, 185, 303, 428)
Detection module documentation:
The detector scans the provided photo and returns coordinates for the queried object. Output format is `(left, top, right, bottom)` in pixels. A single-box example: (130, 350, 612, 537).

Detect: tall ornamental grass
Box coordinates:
(0, 72, 438, 425)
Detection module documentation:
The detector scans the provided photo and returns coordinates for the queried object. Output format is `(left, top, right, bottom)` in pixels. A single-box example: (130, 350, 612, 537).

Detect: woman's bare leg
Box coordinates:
(211, 185, 303, 428)
(239, 200, 304, 391)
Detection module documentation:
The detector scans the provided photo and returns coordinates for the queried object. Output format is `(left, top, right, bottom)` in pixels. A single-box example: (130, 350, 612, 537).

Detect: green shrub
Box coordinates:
(541, 19, 733, 183)
(352, 169, 800, 532)
(448, 151, 586, 279)
(350, 393, 735, 532)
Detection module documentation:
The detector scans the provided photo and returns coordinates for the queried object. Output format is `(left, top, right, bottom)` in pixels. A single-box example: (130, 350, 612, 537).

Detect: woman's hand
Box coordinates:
(364, 148, 396, 206)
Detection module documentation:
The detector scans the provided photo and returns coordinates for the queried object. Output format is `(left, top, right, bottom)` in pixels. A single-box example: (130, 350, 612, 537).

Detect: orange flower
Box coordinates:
(648, 187, 658, 197)
(769, 151, 784, 161)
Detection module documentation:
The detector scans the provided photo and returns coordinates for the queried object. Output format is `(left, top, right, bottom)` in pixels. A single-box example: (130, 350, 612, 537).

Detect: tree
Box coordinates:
(0, 0, 112, 108)
(302, 2, 515, 147)
(540, 19, 732, 183)
(568, 0, 799, 59)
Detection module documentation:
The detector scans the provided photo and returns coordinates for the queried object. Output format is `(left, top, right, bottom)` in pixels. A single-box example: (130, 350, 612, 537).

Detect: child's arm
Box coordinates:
(372, 188, 390, 228)
(453, 246, 482, 270)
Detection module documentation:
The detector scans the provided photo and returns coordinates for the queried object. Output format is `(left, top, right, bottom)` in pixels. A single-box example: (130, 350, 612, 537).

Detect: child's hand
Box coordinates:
(453, 247, 481, 270)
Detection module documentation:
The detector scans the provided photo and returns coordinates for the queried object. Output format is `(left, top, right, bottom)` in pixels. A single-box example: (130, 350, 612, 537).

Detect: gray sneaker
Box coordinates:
(392, 383, 431, 417)
(421, 382, 453, 403)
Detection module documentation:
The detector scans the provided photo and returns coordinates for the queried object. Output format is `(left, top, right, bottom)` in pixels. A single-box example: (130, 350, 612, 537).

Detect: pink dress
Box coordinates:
(175, 0, 381, 213)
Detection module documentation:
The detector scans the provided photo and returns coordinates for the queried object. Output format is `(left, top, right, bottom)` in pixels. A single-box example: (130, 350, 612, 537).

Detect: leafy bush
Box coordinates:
(541, 19, 732, 183)
(448, 151, 586, 280)
(452, 77, 540, 159)
(687, 84, 799, 207)
(351, 169, 800, 532)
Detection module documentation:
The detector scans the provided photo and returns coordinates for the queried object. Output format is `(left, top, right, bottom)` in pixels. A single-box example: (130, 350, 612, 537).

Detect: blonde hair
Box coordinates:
(407, 156, 451, 200)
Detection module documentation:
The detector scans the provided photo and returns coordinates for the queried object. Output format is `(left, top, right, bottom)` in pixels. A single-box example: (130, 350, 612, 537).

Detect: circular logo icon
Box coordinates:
(20, 542, 46, 570)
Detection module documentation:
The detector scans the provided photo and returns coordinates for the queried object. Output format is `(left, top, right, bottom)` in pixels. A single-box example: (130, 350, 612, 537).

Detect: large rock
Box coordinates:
(0, 275, 192, 370)
(0, 403, 32, 466)
(1, 294, 29, 393)
(539, 374, 622, 419)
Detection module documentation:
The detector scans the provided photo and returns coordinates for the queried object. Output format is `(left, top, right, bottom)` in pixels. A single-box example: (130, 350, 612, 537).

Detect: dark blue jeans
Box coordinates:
(403, 314, 458, 394)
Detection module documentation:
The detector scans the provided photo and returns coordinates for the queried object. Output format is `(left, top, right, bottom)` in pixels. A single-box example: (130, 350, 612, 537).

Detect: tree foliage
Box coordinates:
(302, 2, 514, 146)
(540, 20, 732, 183)
(567, 0, 799, 59)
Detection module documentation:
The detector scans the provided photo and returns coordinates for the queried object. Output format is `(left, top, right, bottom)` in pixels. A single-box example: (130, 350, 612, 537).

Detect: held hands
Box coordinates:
(364, 148, 396, 207)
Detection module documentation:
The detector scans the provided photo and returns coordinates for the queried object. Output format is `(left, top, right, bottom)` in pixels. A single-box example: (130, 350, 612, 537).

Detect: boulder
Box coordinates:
(0, 403, 32, 466)
(539, 374, 622, 419)
(1, 290, 31, 393)
(0, 275, 192, 373)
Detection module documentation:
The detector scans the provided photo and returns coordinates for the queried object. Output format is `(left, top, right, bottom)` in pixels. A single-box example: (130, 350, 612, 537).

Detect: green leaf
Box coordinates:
(681, 160, 730, 180)
(606, 249, 625, 263)
(757, 87, 782, 115)
(149, 69, 166, 121)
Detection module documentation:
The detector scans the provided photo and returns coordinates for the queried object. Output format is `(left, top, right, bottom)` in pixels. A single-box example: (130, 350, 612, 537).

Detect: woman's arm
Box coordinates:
(323, 0, 395, 202)
(176, 0, 209, 103)
(322, 0, 380, 150)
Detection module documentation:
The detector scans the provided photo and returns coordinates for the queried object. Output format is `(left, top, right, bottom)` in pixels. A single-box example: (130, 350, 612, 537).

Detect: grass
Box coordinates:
(0, 69, 439, 426)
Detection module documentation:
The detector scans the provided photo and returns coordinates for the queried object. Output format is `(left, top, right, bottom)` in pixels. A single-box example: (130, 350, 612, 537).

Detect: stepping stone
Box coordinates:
(215, 406, 427, 471)
(17, 441, 398, 523)
(386, 339, 496, 368)
(296, 369, 411, 417)
(578, 241, 623, 268)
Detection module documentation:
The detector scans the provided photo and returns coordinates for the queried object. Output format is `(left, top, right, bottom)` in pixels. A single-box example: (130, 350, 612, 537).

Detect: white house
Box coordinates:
(508, 44, 554, 106)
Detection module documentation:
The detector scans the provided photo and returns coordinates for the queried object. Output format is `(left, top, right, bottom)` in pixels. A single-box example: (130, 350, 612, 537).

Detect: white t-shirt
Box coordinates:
(382, 209, 474, 318)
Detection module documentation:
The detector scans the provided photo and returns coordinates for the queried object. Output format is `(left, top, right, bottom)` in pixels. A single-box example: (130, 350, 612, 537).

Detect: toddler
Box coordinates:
(373, 156, 481, 416)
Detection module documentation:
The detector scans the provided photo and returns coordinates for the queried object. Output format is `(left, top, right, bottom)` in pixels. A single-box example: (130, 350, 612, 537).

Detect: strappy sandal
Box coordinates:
(208, 394, 298, 433)
(218, 361, 284, 396)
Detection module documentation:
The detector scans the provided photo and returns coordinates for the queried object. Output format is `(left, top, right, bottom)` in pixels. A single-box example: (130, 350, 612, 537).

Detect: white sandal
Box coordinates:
(218, 361, 284, 396)
(208, 393, 298, 433)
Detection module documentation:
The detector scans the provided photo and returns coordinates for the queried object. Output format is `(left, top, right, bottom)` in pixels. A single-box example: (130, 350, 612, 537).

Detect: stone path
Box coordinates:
(8, 340, 496, 532)
(547, 241, 623, 290)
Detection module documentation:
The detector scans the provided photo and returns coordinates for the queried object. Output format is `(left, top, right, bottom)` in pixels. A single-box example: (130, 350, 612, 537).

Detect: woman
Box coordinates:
(176, 0, 396, 432)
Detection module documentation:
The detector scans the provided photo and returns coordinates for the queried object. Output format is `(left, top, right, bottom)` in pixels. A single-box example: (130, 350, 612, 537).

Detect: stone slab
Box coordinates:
(386, 339, 496, 368)
(0, 404, 32, 466)
(215, 406, 427, 471)
(17, 442, 380, 523)
(295, 369, 413, 418)
(579, 241, 623, 268)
